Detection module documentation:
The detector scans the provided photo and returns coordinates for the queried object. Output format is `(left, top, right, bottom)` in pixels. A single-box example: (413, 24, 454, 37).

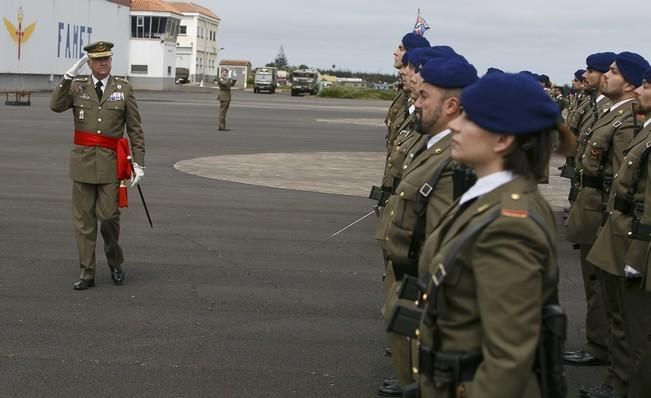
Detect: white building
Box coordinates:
(168, 2, 221, 84)
(129, 0, 182, 90)
(1, 0, 131, 91)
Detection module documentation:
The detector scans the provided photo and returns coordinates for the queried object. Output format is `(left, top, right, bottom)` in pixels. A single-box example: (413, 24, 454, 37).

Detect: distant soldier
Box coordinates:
(217, 69, 237, 131)
(50, 41, 145, 290)
(585, 52, 650, 398)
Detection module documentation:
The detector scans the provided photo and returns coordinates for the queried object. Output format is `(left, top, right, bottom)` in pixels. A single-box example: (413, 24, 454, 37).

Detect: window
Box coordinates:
(180, 25, 187, 34)
(168, 66, 172, 76)
(131, 64, 148, 74)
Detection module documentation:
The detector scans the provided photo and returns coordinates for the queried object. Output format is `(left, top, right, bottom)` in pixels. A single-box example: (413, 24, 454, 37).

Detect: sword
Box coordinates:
(128, 156, 153, 228)
(326, 210, 375, 241)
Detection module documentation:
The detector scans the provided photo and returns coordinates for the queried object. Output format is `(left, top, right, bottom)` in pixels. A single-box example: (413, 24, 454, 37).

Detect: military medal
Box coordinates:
(117, 84, 122, 89)
(79, 109, 85, 120)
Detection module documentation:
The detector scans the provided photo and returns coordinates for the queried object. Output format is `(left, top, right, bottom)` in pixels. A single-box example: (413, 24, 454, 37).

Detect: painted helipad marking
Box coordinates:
(174, 152, 572, 210)
(316, 118, 386, 127)
(174, 152, 385, 196)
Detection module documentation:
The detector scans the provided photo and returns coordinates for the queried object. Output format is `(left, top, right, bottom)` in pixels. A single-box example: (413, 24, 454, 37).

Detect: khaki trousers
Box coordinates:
(579, 244, 610, 359)
(219, 100, 230, 129)
(72, 181, 124, 280)
(620, 278, 651, 398)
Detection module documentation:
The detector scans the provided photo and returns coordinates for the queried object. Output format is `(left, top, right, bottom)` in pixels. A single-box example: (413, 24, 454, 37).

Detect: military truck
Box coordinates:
(254, 67, 277, 94)
(290, 69, 319, 96)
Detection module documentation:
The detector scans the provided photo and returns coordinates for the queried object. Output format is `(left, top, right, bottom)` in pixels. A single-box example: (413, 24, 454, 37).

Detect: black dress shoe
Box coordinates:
(383, 377, 398, 387)
(384, 346, 392, 357)
(73, 279, 95, 290)
(377, 382, 401, 397)
(563, 350, 609, 366)
(109, 266, 125, 285)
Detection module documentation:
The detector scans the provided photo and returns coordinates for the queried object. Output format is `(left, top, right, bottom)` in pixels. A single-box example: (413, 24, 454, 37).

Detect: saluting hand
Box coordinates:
(64, 55, 89, 79)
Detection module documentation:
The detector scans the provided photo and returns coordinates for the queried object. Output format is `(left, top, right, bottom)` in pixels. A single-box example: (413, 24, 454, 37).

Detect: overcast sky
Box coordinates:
(205, 0, 649, 85)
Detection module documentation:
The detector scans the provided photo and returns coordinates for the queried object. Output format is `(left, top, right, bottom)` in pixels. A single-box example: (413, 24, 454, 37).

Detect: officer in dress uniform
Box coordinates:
(411, 72, 568, 398)
(563, 52, 617, 368)
(217, 69, 237, 131)
(50, 41, 145, 290)
(585, 54, 650, 398)
(377, 53, 478, 397)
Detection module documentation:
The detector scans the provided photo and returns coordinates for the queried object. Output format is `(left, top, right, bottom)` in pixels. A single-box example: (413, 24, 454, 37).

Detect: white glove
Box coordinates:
(131, 163, 144, 187)
(64, 55, 89, 79)
(624, 265, 642, 279)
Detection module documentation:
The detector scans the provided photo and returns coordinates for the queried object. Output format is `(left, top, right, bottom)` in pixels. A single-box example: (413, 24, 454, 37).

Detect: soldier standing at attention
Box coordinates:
(217, 69, 236, 131)
(378, 53, 478, 398)
(412, 72, 568, 398)
(50, 41, 145, 290)
(563, 52, 616, 368)
(584, 52, 650, 398)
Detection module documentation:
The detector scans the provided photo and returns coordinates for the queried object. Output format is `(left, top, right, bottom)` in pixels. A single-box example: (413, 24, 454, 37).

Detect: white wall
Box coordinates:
(1, 0, 130, 76)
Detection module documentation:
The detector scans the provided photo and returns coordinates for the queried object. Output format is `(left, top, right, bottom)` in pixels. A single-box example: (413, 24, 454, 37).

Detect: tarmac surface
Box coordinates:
(1, 87, 602, 397)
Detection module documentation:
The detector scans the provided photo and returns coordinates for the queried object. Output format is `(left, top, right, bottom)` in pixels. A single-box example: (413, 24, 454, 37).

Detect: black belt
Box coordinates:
(418, 347, 482, 382)
(579, 174, 604, 190)
(613, 197, 635, 216)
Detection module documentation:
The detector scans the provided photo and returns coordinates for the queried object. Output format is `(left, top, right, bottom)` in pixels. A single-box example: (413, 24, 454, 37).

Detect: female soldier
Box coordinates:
(413, 72, 573, 397)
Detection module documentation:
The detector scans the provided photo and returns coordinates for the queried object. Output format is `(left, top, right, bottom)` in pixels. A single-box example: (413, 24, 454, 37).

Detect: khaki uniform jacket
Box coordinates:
(417, 177, 558, 398)
(588, 124, 651, 276)
(385, 90, 408, 149)
(217, 78, 236, 101)
(574, 96, 612, 171)
(566, 101, 635, 244)
(383, 134, 454, 265)
(50, 75, 145, 184)
(568, 94, 591, 133)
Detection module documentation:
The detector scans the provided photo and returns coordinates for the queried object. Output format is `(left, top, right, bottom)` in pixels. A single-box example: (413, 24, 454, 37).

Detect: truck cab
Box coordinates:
(254, 67, 278, 94)
(291, 69, 319, 96)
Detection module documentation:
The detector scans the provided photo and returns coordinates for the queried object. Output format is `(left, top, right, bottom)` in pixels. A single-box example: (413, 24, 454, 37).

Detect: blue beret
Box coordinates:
(615, 51, 650, 87)
(519, 70, 539, 81)
(421, 56, 479, 89)
(644, 67, 651, 83)
(574, 69, 585, 80)
(407, 48, 426, 67)
(461, 72, 560, 135)
(402, 33, 430, 50)
(586, 52, 616, 73)
(486, 67, 504, 75)
(411, 46, 462, 69)
(538, 74, 550, 84)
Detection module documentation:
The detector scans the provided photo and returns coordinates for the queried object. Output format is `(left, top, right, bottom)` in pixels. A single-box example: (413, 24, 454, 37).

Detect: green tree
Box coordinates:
(274, 45, 288, 69)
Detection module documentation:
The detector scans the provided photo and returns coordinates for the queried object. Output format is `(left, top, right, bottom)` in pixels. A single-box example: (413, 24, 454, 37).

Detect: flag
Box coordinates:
(413, 9, 430, 36)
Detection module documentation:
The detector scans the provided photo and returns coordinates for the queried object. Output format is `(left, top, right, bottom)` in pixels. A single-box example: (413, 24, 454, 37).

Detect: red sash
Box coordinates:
(74, 130, 131, 207)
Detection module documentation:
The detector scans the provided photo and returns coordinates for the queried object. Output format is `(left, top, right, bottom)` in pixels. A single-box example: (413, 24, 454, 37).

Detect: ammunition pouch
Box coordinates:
(613, 197, 644, 218)
(559, 165, 576, 180)
(630, 220, 651, 241)
(535, 304, 568, 398)
(386, 304, 422, 338)
(418, 347, 482, 397)
(397, 276, 427, 301)
(369, 185, 392, 207)
(567, 183, 579, 202)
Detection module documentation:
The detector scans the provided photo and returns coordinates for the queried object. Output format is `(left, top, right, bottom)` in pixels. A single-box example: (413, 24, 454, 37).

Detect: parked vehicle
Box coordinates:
(254, 67, 277, 93)
(291, 69, 319, 96)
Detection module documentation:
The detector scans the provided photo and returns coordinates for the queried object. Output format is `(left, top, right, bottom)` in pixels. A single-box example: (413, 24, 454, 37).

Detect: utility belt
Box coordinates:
(612, 197, 643, 217)
(578, 173, 612, 192)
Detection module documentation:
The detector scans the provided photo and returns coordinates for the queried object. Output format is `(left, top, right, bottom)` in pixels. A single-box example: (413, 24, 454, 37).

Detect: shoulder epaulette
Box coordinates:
(500, 191, 529, 218)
